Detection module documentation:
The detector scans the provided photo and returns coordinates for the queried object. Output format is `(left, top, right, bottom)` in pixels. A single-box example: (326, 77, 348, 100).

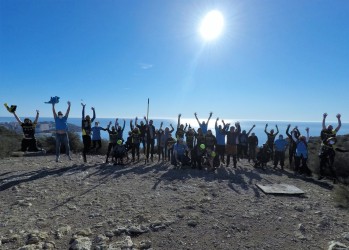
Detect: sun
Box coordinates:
(199, 10, 224, 41)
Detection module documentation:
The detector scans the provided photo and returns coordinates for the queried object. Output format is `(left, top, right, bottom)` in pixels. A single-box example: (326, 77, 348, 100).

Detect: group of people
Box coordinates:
(5, 100, 347, 182)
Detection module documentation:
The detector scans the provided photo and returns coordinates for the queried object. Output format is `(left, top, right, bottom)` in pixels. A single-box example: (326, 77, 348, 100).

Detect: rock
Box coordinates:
(188, 220, 198, 227)
(139, 240, 152, 249)
(43, 241, 56, 249)
(105, 231, 114, 238)
(75, 228, 92, 237)
(328, 241, 349, 250)
(298, 224, 305, 232)
(294, 206, 305, 212)
(69, 236, 92, 250)
(127, 225, 149, 235)
(123, 236, 134, 248)
(95, 234, 108, 243)
(55, 225, 72, 239)
(16, 200, 32, 207)
(343, 232, 349, 241)
(113, 227, 127, 236)
(26, 231, 48, 245)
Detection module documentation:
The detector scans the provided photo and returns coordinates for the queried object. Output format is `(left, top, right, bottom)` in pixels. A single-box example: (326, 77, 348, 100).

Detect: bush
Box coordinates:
(0, 126, 23, 158)
(38, 132, 82, 154)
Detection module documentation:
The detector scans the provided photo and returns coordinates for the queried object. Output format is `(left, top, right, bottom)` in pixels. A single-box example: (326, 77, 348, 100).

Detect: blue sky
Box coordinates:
(1, 0, 349, 122)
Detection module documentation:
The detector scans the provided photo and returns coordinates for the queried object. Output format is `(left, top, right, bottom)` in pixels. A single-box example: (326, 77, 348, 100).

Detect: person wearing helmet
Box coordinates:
(81, 103, 96, 163)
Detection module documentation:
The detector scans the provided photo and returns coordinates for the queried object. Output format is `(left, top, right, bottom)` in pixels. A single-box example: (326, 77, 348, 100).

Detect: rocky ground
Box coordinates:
(0, 154, 349, 250)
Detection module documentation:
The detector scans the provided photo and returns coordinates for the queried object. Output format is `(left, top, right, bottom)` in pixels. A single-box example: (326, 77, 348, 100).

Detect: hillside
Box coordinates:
(0, 152, 349, 249)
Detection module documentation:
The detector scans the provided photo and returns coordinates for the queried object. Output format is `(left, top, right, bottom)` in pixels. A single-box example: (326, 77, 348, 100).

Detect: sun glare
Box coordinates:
(199, 10, 224, 41)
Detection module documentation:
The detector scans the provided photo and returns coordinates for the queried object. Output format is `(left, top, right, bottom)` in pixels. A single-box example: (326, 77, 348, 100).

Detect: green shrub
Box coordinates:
(38, 131, 82, 154)
(0, 126, 23, 158)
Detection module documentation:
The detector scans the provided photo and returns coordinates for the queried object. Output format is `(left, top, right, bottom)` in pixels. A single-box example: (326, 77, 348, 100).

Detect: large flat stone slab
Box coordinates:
(256, 183, 305, 195)
(11, 150, 46, 157)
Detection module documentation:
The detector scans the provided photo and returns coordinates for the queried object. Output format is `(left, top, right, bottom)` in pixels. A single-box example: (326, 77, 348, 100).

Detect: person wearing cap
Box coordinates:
(10, 107, 40, 152)
(273, 134, 288, 170)
(172, 138, 189, 167)
(52, 100, 71, 162)
(81, 103, 96, 163)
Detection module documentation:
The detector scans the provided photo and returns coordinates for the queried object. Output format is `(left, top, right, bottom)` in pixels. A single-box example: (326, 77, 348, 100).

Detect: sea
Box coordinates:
(1, 117, 348, 146)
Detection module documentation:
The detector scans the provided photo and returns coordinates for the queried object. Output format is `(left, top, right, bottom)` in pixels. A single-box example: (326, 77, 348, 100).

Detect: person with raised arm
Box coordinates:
(91, 121, 108, 153)
(144, 116, 156, 162)
(321, 113, 341, 141)
(292, 127, 311, 176)
(81, 103, 96, 163)
(105, 121, 118, 163)
(247, 132, 259, 163)
(52, 101, 72, 162)
(225, 122, 241, 168)
(238, 124, 256, 160)
(175, 114, 188, 140)
(286, 124, 300, 166)
(194, 112, 212, 135)
(215, 118, 229, 165)
(264, 123, 279, 160)
(115, 118, 126, 142)
(135, 116, 147, 155)
(10, 107, 40, 152)
(162, 123, 174, 161)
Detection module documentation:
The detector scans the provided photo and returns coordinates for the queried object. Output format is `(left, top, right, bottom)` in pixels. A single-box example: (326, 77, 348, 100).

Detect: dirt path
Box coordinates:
(0, 154, 348, 249)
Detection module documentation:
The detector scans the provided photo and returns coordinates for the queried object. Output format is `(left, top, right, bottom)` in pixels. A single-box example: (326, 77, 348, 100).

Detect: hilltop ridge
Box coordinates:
(0, 153, 348, 249)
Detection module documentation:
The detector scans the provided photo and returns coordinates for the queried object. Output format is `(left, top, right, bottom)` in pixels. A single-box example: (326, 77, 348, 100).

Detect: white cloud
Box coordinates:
(139, 63, 153, 70)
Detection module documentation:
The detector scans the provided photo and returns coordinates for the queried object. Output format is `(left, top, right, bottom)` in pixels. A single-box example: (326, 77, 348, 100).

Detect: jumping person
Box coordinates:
(144, 116, 156, 162)
(91, 122, 108, 153)
(248, 132, 259, 163)
(225, 122, 241, 168)
(293, 128, 311, 176)
(194, 112, 212, 135)
(321, 113, 341, 141)
(286, 125, 300, 166)
(81, 103, 96, 163)
(264, 124, 279, 160)
(135, 117, 147, 155)
(52, 101, 72, 162)
(215, 118, 229, 164)
(105, 122, 118, 163)
(238, 124, 256, 160)
(318, 136, 349, 183)
(11, 108, 40, 152)
(175, 114, 187, 139)
(273, 135, 288, 170)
